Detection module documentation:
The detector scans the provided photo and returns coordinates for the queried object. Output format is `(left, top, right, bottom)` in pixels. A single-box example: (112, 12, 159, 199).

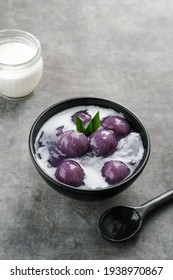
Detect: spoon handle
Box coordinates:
(138, 189, 173, 218)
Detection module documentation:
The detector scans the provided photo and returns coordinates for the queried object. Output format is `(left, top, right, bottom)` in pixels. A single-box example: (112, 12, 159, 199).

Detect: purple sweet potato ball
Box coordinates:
(55, 160, 85, 187)
(102, 160, 130, 184)
(89, 128, 117, 157)
(57, 130, 89, 157)
(101, 116, 131, 136)
(71, 110, 91, 125)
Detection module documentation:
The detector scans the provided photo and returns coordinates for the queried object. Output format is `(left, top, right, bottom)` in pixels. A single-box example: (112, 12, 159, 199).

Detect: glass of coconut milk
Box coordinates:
(0, 29, 43, 100)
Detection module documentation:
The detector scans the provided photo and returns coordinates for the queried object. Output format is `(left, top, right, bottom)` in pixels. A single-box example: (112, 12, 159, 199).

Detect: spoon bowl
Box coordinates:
(99, 206, 141, 242)
(98, 189, 173, 242)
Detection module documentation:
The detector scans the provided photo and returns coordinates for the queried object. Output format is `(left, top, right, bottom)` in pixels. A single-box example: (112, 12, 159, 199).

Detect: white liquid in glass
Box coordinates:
(0, 38, 43, 99)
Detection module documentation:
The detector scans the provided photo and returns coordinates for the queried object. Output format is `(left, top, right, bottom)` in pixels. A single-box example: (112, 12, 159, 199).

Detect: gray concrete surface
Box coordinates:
(1, 0, 173, 259)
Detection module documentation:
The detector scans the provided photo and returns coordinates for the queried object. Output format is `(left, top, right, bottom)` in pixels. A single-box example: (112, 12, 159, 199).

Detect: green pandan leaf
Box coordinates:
(91, 111, 100, 132)
(75, 115, 86, 133)
(76, 111, 100, 136)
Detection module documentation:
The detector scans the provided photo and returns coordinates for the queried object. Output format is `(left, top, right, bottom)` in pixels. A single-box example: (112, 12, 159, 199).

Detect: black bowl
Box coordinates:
(29, 97, 150, 201)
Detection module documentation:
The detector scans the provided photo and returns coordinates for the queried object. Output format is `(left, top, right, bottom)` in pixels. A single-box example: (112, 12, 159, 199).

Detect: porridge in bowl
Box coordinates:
(34, 105, 144, 189)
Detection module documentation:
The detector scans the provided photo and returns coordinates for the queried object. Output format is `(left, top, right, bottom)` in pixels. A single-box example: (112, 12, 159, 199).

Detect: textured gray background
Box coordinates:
(1, 0, 173, 259)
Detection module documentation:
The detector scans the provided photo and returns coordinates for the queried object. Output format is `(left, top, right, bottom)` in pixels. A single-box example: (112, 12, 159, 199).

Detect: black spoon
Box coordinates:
(98, 189, 173, 242)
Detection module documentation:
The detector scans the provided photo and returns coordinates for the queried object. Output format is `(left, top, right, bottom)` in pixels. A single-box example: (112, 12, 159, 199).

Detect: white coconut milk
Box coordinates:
(0, 31, 43, 99)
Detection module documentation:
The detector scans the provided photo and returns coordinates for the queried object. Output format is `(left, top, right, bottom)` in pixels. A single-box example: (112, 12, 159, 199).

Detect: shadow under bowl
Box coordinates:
(29, 97, 150, 201)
